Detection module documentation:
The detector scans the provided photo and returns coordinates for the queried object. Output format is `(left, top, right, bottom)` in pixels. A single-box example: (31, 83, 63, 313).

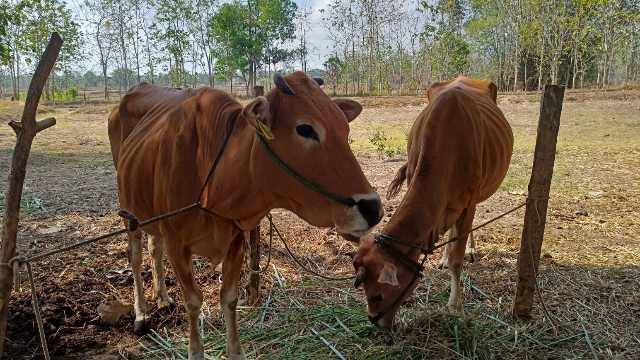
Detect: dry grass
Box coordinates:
(0, 90, 638, 359)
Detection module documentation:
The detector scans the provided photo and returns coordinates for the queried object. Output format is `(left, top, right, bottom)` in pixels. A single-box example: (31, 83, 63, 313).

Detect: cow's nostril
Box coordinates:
(368, 315, 380, 326)
(356, 198, 383, 227)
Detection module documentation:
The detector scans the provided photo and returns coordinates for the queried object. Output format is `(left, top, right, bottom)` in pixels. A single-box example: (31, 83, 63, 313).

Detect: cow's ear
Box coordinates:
(333, 99, 362, 123)
(378, 262, 399, 286)
(488, 81, 498, 104)
(243, 96, 272, 139)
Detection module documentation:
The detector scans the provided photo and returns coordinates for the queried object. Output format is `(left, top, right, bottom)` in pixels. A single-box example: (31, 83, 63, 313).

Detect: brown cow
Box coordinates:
(349, 76, 513, 327)
(108, 72, 383, 359)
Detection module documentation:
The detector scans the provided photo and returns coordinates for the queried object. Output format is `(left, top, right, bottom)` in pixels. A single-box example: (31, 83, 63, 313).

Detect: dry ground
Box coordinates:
(0, 88, 638, 359)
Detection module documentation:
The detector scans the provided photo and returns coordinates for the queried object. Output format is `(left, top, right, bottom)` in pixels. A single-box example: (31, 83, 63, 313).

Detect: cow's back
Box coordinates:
(427, 77, 513, 202)
(108, 83, 197, 168)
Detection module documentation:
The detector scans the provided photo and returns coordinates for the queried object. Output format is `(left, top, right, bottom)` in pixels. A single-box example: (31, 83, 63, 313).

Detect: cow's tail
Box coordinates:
(386, 163, 408, 200)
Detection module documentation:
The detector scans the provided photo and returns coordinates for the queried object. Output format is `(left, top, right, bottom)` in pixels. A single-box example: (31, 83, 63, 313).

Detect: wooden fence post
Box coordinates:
(513, 85, 564, 318)
(0, 32, 62, 357)
(245, 226, 261, 304)
(245, 85, 265, 304)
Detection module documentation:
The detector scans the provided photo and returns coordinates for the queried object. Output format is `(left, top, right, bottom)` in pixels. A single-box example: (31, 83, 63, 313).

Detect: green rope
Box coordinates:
(255, 131, 356, 206)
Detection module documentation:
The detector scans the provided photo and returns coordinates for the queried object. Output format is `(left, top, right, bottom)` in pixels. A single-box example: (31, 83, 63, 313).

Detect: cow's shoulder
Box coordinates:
(428, 76, 498, 104)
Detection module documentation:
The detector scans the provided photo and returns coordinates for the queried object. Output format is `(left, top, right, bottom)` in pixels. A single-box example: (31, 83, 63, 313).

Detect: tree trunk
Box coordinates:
(564, 60, 570, 88)
(10, 57, 18, 99)
(248, 62, 254, 97)
(118, 2, 130, 88)
(572, 46, 578, 89)
(524, 57, 528, 91)
(102, 63, 109, 100)
(538, 44, 544, 91)
(514, 38, 519, 92)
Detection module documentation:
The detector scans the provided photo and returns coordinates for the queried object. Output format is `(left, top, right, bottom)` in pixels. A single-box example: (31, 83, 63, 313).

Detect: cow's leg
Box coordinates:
(148, 235, 175, 311)
(465, 231, 477, 263)
(437, 228, 455, 269)
(169, 247, 204, 360)
(220, 234, 246, 360)
(447, 208, 475, 313)
(125, 224, 150, 334)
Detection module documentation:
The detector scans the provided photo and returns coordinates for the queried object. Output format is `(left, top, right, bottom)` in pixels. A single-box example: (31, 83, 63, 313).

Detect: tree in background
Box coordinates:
(21, 0, 81, 100)
(323, 56, 343, 94)
(3, 0, 639, 98)
(294, 7, 316, 74)
(0, 1, 24, 98)
(195, 0, 219, 87)
(79, 0, 119, 99)
(150, 0, 192, 87)
(209, 2, 249, 93)
(209, 0, 297, 96)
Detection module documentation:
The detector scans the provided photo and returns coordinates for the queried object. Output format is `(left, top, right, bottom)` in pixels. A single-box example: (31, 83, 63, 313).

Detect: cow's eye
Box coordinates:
(296, 124, 319, 141)
(369, 294, 383, 302)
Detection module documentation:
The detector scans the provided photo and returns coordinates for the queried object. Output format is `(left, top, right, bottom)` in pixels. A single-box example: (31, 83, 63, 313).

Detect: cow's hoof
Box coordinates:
(156, 297, 176, 312)
(187, 353, 205, 360)
(228, 354, 247, 360)
(447, 302, 463, 313)
(133, 316, 151, 335)
(465, 248, 478, 263)
(437, 259, 449, 270)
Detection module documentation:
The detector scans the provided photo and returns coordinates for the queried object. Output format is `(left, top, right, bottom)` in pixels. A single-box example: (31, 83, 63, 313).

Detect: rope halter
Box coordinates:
(255, 131, 357, 207)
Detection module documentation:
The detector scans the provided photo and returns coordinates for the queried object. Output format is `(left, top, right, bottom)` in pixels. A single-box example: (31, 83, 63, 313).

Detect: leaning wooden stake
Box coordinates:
(513, 85, 564, 318)
(0, 32, 62, 357)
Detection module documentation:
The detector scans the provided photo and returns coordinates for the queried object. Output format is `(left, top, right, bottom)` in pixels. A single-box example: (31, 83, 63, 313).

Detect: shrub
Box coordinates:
(369, 130, 387, 159)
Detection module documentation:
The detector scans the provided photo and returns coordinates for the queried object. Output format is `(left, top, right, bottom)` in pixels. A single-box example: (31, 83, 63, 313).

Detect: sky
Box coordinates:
(295, 0, 333, 69)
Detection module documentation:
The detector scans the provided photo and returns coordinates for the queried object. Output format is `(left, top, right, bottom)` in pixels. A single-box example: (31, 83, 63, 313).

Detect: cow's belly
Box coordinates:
(477, 118, 514, 203)
(138, 208, 237, 265)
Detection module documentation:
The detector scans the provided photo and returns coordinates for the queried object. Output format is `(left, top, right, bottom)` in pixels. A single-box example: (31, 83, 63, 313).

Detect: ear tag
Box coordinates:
(256, 113, 275, 140)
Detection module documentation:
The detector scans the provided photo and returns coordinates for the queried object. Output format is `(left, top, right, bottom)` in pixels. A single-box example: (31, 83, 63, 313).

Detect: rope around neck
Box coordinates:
(255, 131, 357, 207)
(377, 198, 536, 256)
(371, 198, 541, 323)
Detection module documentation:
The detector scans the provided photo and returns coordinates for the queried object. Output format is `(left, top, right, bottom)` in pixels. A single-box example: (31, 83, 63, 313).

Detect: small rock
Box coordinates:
(575, 210, 589, 216)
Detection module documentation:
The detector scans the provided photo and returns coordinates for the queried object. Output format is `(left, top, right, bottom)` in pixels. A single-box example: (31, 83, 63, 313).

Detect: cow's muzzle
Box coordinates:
(355, 197, 383, 228)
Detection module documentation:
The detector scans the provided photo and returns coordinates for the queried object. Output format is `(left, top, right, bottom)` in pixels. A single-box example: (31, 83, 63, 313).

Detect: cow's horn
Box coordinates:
(274, 73, 295, 95)
(313, 77, 324, 86)
(354, 269, 366, 288)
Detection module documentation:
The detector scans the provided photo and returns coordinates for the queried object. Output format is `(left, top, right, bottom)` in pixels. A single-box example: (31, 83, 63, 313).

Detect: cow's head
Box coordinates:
(348, 237, 418, 327)
(243, 72, 383, 237)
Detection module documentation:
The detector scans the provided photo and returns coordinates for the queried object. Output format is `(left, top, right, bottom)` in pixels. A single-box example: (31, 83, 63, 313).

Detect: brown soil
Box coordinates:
(0, 89, 638, 359)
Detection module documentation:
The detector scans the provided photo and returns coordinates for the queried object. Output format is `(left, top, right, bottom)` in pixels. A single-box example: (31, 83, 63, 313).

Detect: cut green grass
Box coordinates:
(138, 277, 612, 359)
(0, 193, 47, 217)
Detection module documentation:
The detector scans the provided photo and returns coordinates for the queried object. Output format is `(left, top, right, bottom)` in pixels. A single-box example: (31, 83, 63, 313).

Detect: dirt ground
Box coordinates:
(0, 88, 638, 359)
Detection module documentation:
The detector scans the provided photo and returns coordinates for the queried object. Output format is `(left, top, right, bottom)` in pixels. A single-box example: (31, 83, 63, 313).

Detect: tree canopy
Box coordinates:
(1, 0, 639, 98)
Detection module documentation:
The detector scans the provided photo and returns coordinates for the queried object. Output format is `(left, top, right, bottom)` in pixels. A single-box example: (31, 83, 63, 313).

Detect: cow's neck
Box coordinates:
(196, 116, 279, 231)
(383, 186, 447, 259)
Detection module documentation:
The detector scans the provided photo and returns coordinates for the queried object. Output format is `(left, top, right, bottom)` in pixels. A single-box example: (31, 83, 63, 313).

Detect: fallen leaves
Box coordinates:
(96, 299, 132, 325)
